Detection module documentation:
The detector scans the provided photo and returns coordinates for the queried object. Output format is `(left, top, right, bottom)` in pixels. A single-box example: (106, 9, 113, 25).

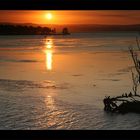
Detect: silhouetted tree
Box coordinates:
(0, 24, 51, 35)
(62, 27, 69, 35)
(129, 35, 140, 95)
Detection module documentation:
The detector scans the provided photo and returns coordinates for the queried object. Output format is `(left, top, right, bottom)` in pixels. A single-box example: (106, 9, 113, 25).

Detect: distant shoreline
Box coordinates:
(0, 24, 70, 35)
(0, 23, 140, 34)
(0, 31, 139, 36)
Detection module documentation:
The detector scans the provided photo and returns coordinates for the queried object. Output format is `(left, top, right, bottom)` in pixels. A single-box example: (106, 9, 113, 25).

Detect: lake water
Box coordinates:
(0, 32, 140, 129)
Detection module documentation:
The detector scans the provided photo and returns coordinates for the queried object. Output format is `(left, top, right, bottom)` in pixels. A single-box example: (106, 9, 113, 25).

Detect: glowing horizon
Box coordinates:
(0, 10, 140, 25)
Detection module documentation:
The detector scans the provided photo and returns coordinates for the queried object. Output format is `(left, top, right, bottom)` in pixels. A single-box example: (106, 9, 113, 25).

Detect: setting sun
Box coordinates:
(46, 13, 52, 20)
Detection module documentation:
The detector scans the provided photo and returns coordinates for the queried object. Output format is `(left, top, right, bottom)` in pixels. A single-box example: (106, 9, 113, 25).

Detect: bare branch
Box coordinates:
(131, 70, 139, 95)
(129, 47, 140, 79)
(136, 36, 140, 50)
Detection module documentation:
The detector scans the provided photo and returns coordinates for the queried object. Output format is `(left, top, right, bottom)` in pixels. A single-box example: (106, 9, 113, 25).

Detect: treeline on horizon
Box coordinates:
(0, 24, 140, 34)
(0, 24, 53, 35)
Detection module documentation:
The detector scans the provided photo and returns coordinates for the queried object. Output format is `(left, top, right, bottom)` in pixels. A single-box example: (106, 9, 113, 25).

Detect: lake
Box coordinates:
(0, 32, 140, 129)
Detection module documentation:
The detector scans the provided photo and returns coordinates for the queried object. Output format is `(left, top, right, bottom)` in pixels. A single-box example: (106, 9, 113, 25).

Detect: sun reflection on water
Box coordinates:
(44, 39, 53, 71)
(45, 95, 58, 127)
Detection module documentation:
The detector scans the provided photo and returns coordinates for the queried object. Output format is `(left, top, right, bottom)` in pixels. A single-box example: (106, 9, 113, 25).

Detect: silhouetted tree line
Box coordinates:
(0, 24, 52, 35)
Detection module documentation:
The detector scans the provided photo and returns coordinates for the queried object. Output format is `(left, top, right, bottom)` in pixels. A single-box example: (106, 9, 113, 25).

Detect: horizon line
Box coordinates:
(0, 22, 140, 26)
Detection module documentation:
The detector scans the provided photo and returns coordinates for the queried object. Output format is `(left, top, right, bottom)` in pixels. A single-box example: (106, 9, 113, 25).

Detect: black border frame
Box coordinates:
(0, 0, 140, 140)
(0, 0, 140, 10)
(0, 130, 140, 140)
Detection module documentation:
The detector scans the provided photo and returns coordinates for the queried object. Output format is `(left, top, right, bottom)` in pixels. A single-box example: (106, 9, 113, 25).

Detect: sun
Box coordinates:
(46, 13, 52, 20)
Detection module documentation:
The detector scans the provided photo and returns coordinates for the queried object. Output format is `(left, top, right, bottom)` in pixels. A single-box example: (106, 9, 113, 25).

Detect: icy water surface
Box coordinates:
(0, 32, 140, 129)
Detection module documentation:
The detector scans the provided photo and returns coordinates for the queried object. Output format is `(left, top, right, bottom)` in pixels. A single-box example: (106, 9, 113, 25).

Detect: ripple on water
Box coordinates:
(0, 79, 70, 92)
(0, 79, 140, 129)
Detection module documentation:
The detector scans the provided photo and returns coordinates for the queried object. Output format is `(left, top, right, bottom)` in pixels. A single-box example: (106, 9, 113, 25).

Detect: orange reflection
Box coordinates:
(45, 95, 57, 127)
(44, 39, 53, 71)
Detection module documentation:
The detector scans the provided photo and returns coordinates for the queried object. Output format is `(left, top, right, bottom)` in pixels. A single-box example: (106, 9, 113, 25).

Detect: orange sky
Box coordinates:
(0, 10, 140, 25)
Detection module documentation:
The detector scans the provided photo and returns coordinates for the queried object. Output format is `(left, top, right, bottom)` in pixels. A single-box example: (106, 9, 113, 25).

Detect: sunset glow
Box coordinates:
(46, 50, 52, 70)
(0, 10, 140, 25)
(45, 39, 53, 49)
(44, 39, 53, 71)
(46, 13, 52, 20)
(1, 10, 140, 129)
